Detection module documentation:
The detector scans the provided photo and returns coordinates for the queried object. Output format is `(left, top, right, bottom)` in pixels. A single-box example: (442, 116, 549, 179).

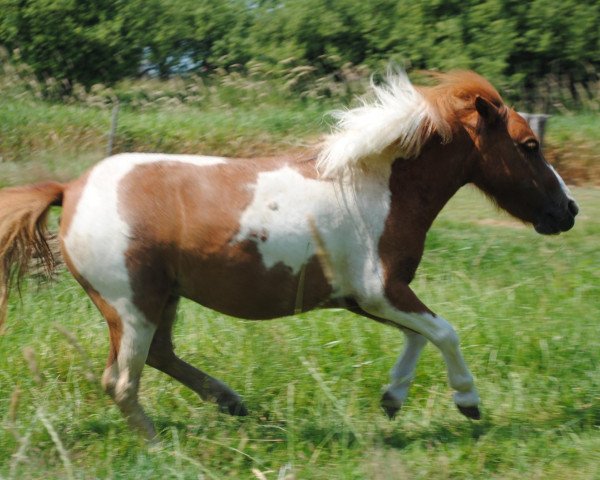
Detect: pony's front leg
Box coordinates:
(380, 329, 427, 419)
(361, 282, 480, 419)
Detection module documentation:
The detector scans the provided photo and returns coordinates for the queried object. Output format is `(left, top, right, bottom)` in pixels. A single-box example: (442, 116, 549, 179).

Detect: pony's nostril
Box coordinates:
(567, 200, 579, 217)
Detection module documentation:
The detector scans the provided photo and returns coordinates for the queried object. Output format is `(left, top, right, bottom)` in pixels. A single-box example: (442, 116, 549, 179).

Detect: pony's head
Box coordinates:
(419, 70, 578, 234)
(465, 96, 578, 234)
(317, 69, 578, 234)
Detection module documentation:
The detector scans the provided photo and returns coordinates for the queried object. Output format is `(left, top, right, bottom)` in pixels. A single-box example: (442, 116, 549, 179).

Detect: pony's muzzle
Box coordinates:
(535, 200, 578, 235)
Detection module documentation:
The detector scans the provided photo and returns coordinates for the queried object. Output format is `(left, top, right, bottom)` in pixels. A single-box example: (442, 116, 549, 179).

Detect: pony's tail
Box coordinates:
(0, 182, 64, 330)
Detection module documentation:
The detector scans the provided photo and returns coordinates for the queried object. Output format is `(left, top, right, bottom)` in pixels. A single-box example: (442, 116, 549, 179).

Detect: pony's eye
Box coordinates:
(522, 139, 539, 152)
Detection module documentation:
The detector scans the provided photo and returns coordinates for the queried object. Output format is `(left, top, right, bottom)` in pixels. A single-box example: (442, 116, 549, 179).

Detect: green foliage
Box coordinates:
(1, 0, 598, 105)
(0, 0, 153, 93)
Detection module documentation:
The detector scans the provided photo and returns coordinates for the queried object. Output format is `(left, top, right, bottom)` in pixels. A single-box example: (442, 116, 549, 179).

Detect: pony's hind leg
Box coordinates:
(146, 296, 248, 416)
(87, 289, 158, 439)
(113, 304, 157, 438)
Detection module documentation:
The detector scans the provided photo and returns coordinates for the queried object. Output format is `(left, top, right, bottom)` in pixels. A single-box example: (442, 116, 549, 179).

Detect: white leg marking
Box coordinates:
(112, 299, 157, 439)
(385, 331, 427, 404)
(363, 304, 480, 407)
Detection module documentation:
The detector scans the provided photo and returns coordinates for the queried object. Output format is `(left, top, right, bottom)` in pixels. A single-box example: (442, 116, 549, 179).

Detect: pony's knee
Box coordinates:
(114, 381, 137, 406)
(113, 375, 140, 409)
(431, 323, 459, 349)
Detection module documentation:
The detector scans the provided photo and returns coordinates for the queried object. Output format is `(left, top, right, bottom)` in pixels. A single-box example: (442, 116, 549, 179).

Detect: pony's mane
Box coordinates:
(316, 70, 504, 179)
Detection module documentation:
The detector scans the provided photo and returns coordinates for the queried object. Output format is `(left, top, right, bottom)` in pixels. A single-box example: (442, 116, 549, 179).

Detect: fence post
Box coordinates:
(518, 112, 550, 148)
(107, 101, 120, 156)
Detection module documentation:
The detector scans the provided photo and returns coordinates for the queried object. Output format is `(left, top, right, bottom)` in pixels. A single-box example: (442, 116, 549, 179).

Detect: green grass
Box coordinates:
(0, 93, 329, 162)
(547, 113, 600, 146)
(1, 186, 598, 479)
(0, 96, 331, 189)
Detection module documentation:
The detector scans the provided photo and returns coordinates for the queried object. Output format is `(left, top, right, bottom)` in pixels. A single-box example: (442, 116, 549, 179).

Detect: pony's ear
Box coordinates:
(475, 95, 500, 124)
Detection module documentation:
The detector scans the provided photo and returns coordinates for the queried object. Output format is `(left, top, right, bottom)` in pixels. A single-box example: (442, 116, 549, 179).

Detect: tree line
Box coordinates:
(0, 0, 598, 104)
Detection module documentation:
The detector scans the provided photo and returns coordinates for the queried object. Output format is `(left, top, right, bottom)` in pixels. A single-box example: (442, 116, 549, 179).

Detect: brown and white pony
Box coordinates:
(0, 71, 578, 439)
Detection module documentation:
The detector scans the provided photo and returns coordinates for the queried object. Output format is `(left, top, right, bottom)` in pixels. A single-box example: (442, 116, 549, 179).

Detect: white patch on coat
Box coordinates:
(234, 166, 392, 297)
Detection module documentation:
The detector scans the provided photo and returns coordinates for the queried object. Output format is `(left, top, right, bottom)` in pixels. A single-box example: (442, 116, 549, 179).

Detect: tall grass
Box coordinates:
(2, 62, 599, 188)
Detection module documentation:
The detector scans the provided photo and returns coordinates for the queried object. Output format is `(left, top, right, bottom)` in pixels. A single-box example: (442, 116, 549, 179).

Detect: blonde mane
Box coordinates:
(316, 70, 504, 179)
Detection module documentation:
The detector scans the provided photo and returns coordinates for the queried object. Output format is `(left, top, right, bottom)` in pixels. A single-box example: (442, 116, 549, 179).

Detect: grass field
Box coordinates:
(0, 183, 598, 479)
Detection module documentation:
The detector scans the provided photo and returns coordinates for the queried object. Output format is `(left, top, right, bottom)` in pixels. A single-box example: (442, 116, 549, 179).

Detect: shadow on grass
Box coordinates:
(383, 417, 491, 449)
(66, 397, 598, 453)
(382, 404, 598, 450)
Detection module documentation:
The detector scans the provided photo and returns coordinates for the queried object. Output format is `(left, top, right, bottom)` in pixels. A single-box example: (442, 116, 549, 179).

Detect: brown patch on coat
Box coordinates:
(118, 156, 332, 323)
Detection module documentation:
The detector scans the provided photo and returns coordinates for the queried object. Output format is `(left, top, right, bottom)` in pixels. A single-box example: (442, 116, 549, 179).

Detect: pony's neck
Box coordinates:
(388, 132, 474, 229)
(378, 132, 475, 283)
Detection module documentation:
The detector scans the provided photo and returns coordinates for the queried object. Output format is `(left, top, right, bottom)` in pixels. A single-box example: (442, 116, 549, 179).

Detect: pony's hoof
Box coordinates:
(457, 404, 481, 420)
(380, 391, 401, 419)
(219, 400, 249, 417)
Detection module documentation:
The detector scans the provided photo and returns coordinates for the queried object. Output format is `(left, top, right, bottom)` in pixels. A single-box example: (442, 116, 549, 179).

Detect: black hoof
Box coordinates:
(457, 404, 481, 420)
(380, 391, 401, 420)
(219, 399, 248, 416)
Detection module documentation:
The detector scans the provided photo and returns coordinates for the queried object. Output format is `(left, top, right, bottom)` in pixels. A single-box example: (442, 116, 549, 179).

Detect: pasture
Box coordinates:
(0, 181, 598, 479)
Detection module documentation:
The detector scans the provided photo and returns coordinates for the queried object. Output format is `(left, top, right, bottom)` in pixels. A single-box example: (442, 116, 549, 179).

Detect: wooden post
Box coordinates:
(107, 101, 120, 156)
(518, 112, 550, 148)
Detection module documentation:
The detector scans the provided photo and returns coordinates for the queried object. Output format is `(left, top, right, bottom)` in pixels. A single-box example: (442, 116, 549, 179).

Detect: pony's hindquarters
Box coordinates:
(60, 167, 164, 438)
(58, 155, 251, 438)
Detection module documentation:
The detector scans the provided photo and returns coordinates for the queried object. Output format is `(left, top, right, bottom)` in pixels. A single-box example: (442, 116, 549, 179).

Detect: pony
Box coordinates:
(0, 70, 578, 439)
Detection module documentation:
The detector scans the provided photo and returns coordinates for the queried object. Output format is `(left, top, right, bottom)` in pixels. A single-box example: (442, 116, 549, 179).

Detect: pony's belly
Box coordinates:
(176, 246, 333, 320)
